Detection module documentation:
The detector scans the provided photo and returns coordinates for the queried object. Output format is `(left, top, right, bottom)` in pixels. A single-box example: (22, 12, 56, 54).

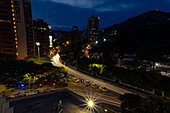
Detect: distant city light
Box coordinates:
(104, 39, 106, 42)
(95, 41, 98, 44)
(49, 36, 53, 47)
(36, 42, 40, 46)
(155, 63, 160, 66)
(66, 41, 70, 45)
(48, 26, 52, 29)
(53, 83, 56, 86)
(21, 83, 25, 87)
(39, 83, 43, 87)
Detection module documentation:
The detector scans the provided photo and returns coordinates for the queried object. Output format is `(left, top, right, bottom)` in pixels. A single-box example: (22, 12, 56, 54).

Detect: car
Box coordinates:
(91, 83, 98, 88)
(72, 78, 79, 83)
(67, 78, 72, 82)
(99, 86, 109, 92)
(84, 83, 90, 87)
(84, 80, 91, 84)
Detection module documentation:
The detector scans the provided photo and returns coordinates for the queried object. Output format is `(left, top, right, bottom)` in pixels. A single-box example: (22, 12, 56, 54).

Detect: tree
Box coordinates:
(120, 94, 170, 113)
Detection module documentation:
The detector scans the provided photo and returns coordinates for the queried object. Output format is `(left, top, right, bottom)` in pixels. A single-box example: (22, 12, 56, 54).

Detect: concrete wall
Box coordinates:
(0, 94, 13, 113)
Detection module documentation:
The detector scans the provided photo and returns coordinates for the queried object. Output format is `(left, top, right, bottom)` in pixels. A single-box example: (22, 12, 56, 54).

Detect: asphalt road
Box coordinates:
(52, 54, 132, 95)
(52, 54, 149, 97)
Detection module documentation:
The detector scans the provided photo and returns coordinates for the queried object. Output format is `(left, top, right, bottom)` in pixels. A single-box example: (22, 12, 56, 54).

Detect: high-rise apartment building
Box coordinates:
(0, 0, 34, 59)
(33, 19, 50, 55)
(57, 26, 84, 45)
(0, 0, 16, 55)
(13, 0, 27, 59)
(88, 16, 99, 42)
(23, 0, 34, 56)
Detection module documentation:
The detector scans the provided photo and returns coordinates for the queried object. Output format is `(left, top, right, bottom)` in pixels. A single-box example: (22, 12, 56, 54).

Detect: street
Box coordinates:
(52, 54, 147, 96)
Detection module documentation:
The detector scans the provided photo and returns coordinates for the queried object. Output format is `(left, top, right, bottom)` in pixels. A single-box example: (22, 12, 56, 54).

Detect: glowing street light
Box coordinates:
(36, 42, 40, 61)
(82, 92, 100, 113)
(95, 41, 98, 44)
(104, 109, 108, 112)
(88, 100, 94, 107)
(66, 41, 69, 45)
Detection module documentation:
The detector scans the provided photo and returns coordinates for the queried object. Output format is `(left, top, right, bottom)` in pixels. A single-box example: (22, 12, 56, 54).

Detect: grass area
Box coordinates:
(0, 85, 15, 96)
(25, 56, 51, 64)
(0, 85, 6, 93)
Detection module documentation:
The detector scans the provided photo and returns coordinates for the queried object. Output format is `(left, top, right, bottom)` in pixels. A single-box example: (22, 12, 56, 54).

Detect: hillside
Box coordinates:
(101, 10, 170, 61)
(104, 10, 170, 31)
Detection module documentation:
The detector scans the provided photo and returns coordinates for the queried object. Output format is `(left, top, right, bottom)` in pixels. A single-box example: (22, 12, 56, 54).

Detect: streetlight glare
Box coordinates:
(88, 100, 94, 107)
(36, 42, 40, 46)
(104, 109, 108, 112)
(95, 41, 98, 44)
(66, 41, 69, 45)
(36, 42, 40, 61)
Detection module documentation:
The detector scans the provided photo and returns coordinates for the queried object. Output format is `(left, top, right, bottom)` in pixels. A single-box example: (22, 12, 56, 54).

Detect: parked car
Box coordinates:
(99, 86, 109, 93)
(72, 78, 79, 83)
(91, 83, 98, 88)
(84, 80, 91, 84)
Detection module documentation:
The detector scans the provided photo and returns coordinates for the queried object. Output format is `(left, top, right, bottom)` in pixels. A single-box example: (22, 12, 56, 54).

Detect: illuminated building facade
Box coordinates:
(13, 0, 28, 59)
(0, 0, 34, 59)
(88, 16, 99, 42)
(52, 31, 67, 47)
(0, 0, 16, 55)
(23, 0, 34, 56)
(56, 26, 84, 45)
(33, 19, 50, 55)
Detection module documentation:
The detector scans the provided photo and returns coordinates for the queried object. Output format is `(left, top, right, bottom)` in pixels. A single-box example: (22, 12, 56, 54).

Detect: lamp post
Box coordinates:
(36, 42, 40, 61)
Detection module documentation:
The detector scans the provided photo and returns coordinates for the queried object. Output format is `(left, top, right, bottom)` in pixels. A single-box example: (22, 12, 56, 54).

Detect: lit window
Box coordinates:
(12, 9, 14, 12)
(14, 30, 16, 32)
(15, 34, 17, 36)
(13, 18, 15, 20)
(11, 5, 13, 7)
(91, 28, 96, 30)
(11, 1, 13, 3)
(14, 26, 16, 29)
(16, 42, 17, 44)
(13, 22, 15, 24)
(16, 53, 18, 56)
(12, 13, 14, 16)
(15, 38, 17, 40)
(16, 45, 18, 48)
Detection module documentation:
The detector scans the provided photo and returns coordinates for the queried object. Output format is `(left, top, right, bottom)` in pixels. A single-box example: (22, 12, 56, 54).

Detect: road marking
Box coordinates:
(50, 88, 65, 91)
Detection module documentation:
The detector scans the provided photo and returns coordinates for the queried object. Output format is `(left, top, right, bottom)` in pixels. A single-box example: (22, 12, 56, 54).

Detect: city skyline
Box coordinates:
(30, 0, 170, 31)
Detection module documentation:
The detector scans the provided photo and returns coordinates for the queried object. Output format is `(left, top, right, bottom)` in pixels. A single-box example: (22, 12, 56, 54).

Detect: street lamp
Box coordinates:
(66, 41, 69, 45)
(88, 100, 94, 107)
(36, 42, 40, 61)
(95, 41, 98, 44)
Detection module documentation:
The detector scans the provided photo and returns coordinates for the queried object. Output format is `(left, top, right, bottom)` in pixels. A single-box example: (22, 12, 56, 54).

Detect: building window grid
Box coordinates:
(11, 0, 18, 54)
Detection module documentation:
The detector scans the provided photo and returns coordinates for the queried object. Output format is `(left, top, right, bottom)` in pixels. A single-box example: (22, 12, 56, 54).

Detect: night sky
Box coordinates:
(30, 0, 170, 31)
